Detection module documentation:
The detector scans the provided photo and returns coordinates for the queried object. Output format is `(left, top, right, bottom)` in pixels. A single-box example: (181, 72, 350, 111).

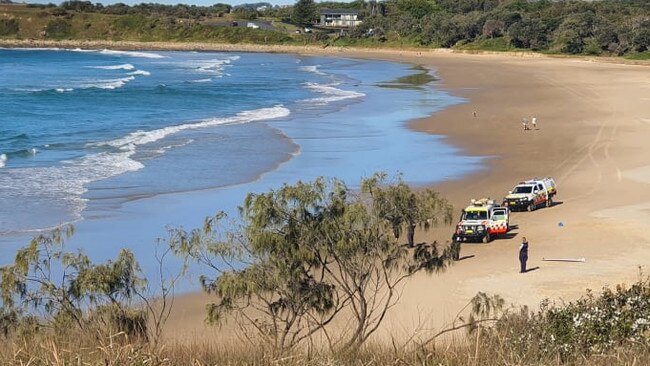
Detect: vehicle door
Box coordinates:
(534, 184, 544, 205)
(489, 207, 509, 234)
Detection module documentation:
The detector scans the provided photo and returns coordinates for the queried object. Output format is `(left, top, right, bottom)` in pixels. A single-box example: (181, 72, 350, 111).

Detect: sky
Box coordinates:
(24, 0, 332, 7)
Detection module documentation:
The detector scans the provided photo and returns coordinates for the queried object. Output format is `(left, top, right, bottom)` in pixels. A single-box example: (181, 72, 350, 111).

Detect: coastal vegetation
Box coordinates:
(0, 0, 649, 57)
(1, 176, 650, 364)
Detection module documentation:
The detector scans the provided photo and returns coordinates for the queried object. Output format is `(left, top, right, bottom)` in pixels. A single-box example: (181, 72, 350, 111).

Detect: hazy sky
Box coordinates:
(26, 0, 321, 7)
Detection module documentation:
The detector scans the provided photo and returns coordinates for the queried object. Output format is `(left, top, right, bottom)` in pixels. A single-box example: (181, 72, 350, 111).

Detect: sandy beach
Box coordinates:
(342, 49, 650, 342)
(5, 39, 649, 345)
(166, 46, 650, 345)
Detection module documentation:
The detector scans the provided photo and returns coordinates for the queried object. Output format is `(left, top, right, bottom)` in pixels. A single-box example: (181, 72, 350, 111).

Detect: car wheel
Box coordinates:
(482, 232, 491, 244)
(527, 202, 534, 212)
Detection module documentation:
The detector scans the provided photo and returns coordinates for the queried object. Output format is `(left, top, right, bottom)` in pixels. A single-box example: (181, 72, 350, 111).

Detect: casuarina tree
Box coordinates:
(172, 174, 455, 353)
(292, 0, 317, 26)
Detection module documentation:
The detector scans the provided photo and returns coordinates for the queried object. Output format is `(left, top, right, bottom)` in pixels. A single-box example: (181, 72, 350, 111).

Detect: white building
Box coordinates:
(319, 9, 361, 28)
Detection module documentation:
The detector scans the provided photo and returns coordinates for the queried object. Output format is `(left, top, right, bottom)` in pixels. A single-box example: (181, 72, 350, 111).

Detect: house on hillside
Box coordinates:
(319, 9, 361, 28)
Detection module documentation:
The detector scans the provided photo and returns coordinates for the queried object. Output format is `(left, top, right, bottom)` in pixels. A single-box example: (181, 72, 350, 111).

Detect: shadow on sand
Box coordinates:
(457, 255, 475, 261)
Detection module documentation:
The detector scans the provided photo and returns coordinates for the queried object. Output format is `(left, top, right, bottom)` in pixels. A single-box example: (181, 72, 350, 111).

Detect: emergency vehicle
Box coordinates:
(504, 177, 557, 212)
(453, 198, 510, 243)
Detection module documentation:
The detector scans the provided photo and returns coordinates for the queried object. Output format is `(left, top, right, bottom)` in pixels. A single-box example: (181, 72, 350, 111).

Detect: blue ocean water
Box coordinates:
(0, 48, 483, 264)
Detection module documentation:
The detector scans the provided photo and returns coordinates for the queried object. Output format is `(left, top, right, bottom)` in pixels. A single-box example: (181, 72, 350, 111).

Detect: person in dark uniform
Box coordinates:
(519, 237, 529, 273)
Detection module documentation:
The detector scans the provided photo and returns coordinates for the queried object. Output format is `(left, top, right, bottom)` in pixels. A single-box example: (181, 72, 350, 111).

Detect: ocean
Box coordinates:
(0, 48, 483, 271)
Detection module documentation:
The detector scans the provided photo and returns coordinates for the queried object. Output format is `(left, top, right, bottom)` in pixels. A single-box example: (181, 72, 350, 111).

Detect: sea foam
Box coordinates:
(92, 105, 290, 149)
(303, 82, 365, 105)
(180, 56, 240, 77)
(98, 49, 166, 59)
(0, 105, 289, 234)
(128, 70, 151, 76)
(90, 63, 135, 70)
(82, 76, 135, 90)
(299, 65, 327, 76)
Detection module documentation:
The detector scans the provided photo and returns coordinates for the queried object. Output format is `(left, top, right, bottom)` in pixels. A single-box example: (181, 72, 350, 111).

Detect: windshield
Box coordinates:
(463, 210, 488, 220)
(512, 186, 533, 194)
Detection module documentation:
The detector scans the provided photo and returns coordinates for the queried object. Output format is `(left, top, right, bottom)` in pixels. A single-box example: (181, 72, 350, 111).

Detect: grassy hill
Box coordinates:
(0, 4, 296, 44)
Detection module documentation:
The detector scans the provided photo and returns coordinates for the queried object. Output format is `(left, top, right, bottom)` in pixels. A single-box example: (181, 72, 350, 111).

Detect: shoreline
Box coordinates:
(3, 38, 650, 67)
(3, 41, 650, 345)
(154, 44, 650, 344)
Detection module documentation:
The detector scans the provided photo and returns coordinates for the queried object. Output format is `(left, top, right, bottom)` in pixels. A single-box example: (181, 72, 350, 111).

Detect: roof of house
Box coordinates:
(319, 8, 359, 15)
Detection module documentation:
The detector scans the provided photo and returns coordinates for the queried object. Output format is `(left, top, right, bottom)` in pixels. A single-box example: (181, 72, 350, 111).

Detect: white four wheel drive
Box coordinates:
(453, 198, 510, 244)
(504, 177, 557, 212)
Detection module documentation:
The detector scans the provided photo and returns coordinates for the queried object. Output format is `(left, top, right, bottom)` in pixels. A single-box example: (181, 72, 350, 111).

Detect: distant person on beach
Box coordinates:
(519, 237, 529, 273)
(473, 111, 477, 118)
(522, 118, 530, 131)
(532, 117, 538, 129)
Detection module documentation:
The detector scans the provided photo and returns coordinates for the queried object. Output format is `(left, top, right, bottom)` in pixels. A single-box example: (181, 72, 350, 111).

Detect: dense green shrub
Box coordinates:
(0, 18, 19, 36)
(45, 18, 72, 38)
(488, 277, 650, 362)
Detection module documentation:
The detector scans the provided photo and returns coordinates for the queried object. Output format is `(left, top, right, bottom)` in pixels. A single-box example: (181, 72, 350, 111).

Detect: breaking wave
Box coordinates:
(90, 63, 135, 70)
(179, 55, 240, 77)
(299, 65, 327, 76)
(98, 49, 166, 59)
(91, 105, 290, 149)
(303, 82, 365, 105)
(82, 76, 135, 90)
(128, 70, 151, 76)
(0, 105, 290, 233)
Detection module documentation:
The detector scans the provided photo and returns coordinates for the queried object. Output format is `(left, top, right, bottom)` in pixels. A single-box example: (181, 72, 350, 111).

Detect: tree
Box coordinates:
(173, 174, 455, 353)
(0, 19, 19, 36)
(0, 226, 147, 338)
(171, 189, 345, 355)
(292, 0, 317, 26)
(0, 226, 179, 347)
(394, 0, 438, 19)
(507, 18, 549, 50)
(362, 173, 453, 248)
(483, 18, 506, 39)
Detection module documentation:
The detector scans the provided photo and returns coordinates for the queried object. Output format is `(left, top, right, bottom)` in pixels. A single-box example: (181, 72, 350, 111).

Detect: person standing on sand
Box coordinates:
(519, 237, 529, 273)
(522, 118, 530, 131)
(532, 117, 538, 129)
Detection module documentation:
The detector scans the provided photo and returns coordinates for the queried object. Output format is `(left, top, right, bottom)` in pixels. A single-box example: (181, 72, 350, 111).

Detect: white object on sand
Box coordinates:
(542, 257, 586, 262)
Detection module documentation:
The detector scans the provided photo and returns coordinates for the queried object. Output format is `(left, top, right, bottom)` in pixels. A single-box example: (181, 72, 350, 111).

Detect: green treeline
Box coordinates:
(347, 0, 650, 56)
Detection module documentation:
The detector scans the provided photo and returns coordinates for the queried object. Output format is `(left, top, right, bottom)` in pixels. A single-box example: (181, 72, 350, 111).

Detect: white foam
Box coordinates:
(300, 65, 326, 76)
(4, 47, 62, 51)
(92, 105, 290, 150)
(90, 63, 136, 70)
(30, 148, 38, 156)
(55, 88, 74, 93)
(179, 56, 240, 77)
(153, 139, 195, 154)
(191, 78, 213, 83)
(303, 82, 365, 105)
(128, 70, 151, 76)
(0, 103, 289, 233)
(98, 49, 166, 59)
(12, 87, 43, 92)
(82, 76, 135, 90)
(71, 48, 96, 53)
